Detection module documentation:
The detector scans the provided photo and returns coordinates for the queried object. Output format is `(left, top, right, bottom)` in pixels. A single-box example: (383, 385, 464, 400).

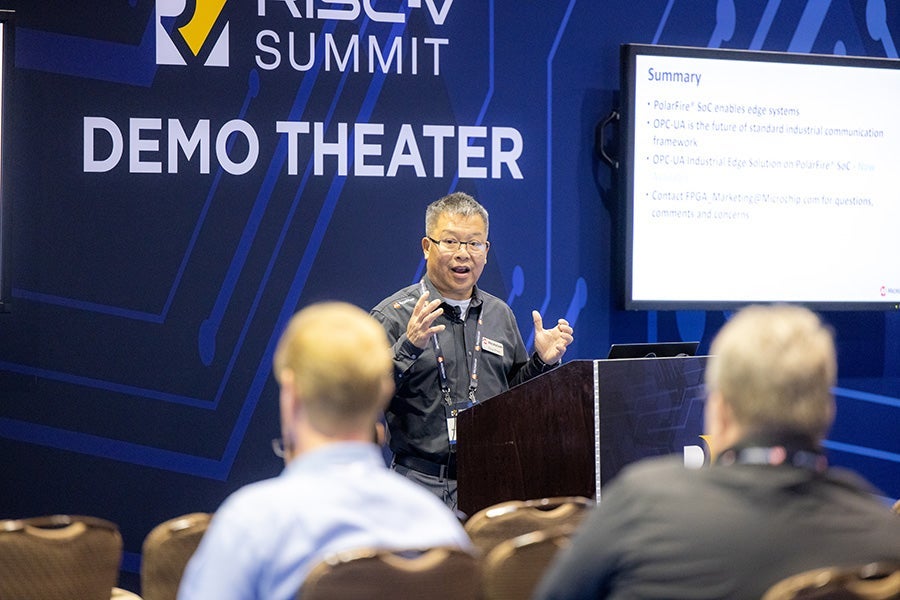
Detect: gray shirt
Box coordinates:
(371, 276, 553, 464)
(535, 454, 900, 600)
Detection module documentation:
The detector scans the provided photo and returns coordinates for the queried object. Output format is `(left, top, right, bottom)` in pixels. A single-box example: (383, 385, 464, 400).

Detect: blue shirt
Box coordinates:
(177, 442, 473, 600)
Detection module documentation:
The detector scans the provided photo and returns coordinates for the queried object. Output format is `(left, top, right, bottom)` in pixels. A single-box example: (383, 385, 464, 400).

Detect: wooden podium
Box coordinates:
(456, 356, 708, 516)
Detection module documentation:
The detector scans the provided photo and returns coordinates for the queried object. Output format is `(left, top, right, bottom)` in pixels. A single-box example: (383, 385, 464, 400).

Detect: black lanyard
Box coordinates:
(419, 279, 483, 413)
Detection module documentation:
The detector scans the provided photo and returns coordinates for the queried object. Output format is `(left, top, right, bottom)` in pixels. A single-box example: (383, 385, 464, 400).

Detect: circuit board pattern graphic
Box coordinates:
(1, 0, 898, 575)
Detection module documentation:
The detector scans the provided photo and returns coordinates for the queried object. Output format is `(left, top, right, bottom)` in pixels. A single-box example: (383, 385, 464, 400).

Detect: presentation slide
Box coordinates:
(627, 49, 900, 308)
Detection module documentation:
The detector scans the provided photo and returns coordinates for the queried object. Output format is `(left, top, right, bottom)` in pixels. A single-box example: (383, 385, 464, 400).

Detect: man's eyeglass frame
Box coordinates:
(426, 237, 489, 254)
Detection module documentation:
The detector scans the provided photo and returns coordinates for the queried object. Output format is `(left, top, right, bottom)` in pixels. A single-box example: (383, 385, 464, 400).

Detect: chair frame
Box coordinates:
(0, 514, 125, 600)
(481, 523, 578, 600)
(2, 514, 119, 535)
(761, 561, 900, 600)
(141, 512, 211, 600)
(299, 546, 480, 600)
(463, 496, 593, 557)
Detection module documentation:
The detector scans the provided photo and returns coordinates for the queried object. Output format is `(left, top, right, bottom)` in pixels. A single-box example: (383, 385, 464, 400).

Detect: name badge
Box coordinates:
(447, 416, 457, 445)
(481, 337, 504, 356)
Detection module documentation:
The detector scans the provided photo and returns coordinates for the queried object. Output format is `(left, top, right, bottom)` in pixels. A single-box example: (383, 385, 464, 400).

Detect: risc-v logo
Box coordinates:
(156, 0, 230, 67)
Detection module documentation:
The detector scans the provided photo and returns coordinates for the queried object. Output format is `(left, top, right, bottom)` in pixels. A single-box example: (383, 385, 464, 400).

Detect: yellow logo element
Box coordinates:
(156, 0, 230, 67)
(699, 434, 715, 460)
(178, 0, 227, 57)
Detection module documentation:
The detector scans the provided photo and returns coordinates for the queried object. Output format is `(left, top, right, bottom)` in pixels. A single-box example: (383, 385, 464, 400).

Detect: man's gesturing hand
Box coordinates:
(532, 310, 574, 365)
(407, 291, 446, 349)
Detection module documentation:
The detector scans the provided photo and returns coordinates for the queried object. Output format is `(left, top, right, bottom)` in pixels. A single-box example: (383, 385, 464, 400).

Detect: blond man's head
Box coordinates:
(273, 302, 393, 438)
(704, 304, 836, 443)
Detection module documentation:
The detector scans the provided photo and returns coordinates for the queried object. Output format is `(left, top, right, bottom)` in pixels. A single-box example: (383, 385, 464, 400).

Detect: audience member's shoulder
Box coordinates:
(385, 468, 455, 510)
(380, 469, 471, 546)
(197, 476, 286, 541)
(824, 465, 897, 503)
(388, 470, 467, 518)
(219, 475, 280, 507)
(612, 454, 696, 488)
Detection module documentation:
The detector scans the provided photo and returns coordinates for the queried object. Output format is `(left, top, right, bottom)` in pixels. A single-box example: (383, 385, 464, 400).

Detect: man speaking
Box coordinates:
(371, 192, 574, 511)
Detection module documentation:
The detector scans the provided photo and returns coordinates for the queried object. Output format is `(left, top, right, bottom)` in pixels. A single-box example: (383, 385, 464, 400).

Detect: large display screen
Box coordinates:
(620, 43, 900, 311)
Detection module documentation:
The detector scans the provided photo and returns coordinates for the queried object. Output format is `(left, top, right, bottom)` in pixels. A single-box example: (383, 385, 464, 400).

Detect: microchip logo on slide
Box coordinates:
(156, 0, 230, 67)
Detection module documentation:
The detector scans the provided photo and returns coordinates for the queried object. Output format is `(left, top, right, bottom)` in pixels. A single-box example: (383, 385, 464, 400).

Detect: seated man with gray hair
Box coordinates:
(535, 304, 900, 600)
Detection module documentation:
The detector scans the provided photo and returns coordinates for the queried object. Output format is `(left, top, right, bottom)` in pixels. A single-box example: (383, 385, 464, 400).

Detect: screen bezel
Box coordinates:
(0, 10, 13, 313)
(619, 43, 900, 312)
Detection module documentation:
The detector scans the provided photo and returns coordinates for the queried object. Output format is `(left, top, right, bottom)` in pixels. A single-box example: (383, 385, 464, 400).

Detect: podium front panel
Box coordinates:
(456, 357, 707, 516)
(595, 356, 707, 494)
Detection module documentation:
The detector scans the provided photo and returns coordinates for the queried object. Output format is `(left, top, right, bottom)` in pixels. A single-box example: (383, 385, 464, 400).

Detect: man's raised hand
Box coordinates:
(406, 291, 446, 349)
(532, 310, 574, 365)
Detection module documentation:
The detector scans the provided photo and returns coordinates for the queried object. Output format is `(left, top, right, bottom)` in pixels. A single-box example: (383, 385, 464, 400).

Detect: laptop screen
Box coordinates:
(606, 341, 699, 359)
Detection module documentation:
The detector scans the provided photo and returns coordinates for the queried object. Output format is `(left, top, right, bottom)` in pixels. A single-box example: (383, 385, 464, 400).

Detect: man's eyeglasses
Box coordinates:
(427, 237, 489, 255)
